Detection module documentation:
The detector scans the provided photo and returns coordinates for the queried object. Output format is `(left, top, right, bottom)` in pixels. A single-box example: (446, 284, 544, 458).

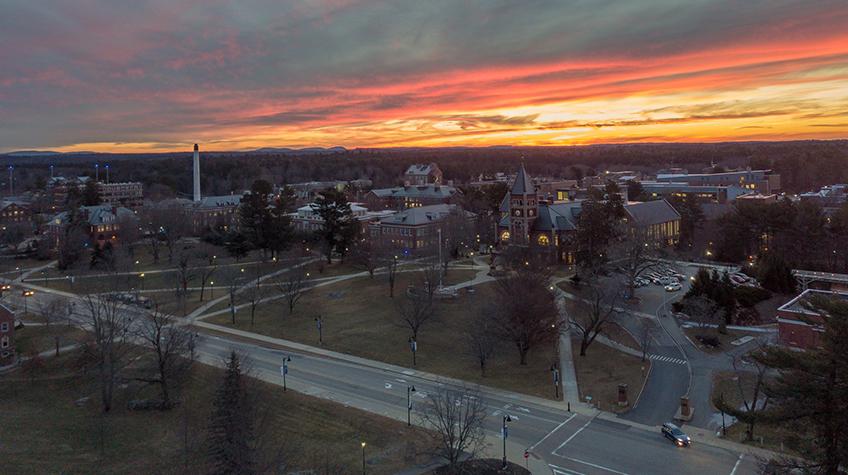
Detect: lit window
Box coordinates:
(538, 235, 550, 246)
(500, 231, 511, 241)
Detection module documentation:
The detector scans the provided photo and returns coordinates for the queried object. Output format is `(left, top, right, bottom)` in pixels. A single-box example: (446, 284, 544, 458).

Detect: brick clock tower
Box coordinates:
(509, 164, 537, 244)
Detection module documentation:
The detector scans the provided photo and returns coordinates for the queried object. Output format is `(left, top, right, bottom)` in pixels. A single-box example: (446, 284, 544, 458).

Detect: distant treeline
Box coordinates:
(3, 140, 846, 198)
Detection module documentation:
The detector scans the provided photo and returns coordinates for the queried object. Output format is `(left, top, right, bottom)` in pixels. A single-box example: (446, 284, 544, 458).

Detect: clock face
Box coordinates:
(528, 210, 535, 216)
(514, 209, 521, 216)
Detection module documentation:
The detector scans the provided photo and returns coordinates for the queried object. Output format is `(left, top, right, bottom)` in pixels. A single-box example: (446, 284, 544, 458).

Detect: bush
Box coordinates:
(696, 335, 721, 348)
(733, 286, 772, 308)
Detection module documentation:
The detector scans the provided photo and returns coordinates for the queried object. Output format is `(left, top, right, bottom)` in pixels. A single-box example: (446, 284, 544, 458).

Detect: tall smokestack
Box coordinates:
(193, 143, 201, 202)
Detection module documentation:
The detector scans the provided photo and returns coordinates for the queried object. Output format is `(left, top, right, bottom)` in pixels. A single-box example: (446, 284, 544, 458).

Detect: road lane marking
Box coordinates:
(529, 413, 576, 451)
(553, 417, 594, 454)
(549, 464, 586, 475)
(561, 456, 630, 475)
(648, 354, 686, 365)
(730, 454, 744, 475)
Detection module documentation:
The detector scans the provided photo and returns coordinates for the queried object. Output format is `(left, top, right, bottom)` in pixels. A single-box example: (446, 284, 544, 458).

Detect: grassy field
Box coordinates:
(572, 338, 650, 413)
(14, 324, 87, 356)
(205, 268, 561, 400)
(0, 351, 435, 474)
(711, 371, 792, 452)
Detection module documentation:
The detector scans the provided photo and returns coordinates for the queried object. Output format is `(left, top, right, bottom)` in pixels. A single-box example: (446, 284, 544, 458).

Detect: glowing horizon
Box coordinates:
(2, 1, 847, 153)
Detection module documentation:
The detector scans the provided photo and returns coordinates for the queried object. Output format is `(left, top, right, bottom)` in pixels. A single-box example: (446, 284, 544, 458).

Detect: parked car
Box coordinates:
(665, 283, 682, 292)
(662, 422, 691, 447)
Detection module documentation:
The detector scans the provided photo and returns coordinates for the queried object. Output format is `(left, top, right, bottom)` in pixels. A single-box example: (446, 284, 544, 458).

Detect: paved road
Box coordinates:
(2, 270, 767, 475)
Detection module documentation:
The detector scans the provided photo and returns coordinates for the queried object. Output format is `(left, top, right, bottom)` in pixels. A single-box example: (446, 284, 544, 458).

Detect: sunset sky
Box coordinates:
(2, 0, 847, 153)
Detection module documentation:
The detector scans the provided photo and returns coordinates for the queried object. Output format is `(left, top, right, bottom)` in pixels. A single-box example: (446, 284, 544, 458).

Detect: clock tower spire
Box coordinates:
(509, 164, 537, 244)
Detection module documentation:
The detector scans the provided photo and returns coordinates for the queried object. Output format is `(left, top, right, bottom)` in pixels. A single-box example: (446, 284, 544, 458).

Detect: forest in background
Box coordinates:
(3, 140, 846, 199)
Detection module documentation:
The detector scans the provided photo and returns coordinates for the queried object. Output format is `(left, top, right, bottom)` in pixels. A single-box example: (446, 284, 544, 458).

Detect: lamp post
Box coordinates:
(314, 316, 323, 344)
(22, 289, 35, 315)
(209, 281, 214, 300)
(281, 356, 291, 391)
(105, 164, 110, 184)
(408, 336, 417, 367)
(95, 163, 99, 181)
(361, 441, 366, 474)
(407, 385, 416, 426)
(139, 272, 145, 291)
(551, 364, 560, 399)
(502, 414, 512, 469)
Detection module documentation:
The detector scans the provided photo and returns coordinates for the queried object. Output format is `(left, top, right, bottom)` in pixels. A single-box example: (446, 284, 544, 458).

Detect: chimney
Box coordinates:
(193, 144, 201, 202)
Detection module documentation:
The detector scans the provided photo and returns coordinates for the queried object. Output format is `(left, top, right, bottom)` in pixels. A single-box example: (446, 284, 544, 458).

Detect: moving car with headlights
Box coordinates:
(661, 422, 691, 447)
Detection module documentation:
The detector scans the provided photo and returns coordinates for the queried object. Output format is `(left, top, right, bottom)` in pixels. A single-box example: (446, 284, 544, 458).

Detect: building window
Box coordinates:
(537, 234, 550, 246)
(1, 336, 8, 349)
(500, 230, 510, 241)
(0, 322, 7, 332)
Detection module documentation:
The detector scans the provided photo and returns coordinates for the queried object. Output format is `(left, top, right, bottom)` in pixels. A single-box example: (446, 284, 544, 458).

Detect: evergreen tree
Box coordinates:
(574, 184, 625, 271)
(82, 179, 101, 206)
(314, 188, 359, 263)
(225, 232, 253, 261)
(755, 298, 848, 473)
(669, 194, 705, 251)
(207, 352, 256, 475)
(239, 180, 293, 259)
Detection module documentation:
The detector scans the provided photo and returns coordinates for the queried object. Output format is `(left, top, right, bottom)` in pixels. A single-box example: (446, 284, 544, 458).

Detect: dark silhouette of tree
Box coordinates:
(314, 188, 360, 263)
(207, 352, 256, 475)
(419, 387, 487, 470)
(134, 307, 196, 408)
(491, 263, 559, 364)
(753, 297, 848, 473)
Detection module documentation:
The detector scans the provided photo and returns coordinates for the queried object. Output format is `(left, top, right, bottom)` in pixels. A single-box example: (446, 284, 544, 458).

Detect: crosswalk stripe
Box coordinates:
(648, 354, 686, 365)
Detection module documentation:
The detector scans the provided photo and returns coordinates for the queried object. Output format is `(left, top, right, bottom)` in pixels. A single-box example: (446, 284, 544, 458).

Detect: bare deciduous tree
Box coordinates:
(713, 347, 771, 442)
(492, 264, 560, 365)
(419, 387, 488, 470)
(610, 226, 661, 299)
(637, 319, 657, 362)
(275, 266, 309, 315)
(571, 276, 622, 356)
(243, 279, 264, 327)
(134, 307, 196, 408)
(395, 291, 435, 341)
(466, 312, 497, 376)
(38, 296, 68, 356)
(81, 295, 134, 412)
(195, 246, 218, 302)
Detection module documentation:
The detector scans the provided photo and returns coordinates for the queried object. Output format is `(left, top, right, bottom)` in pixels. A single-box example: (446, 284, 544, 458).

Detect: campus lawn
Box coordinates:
(571, 337, 650, 413)
(0, 351, 434, 474)
(14, 324, 87, 356)
(205, 269, 562, 400)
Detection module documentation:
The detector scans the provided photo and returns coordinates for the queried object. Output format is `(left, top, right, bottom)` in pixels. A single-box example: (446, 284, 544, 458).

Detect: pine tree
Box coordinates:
(754, 298, 848, 473)
(314, 188, 359, 263)
(207, 352, 256, 475)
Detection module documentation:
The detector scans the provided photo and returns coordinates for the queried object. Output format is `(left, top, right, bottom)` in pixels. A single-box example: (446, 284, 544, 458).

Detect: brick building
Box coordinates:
(369, 204, 475, 255)
(497, 165, 680, 264)
(0, 303, 15, 367)
(403, 163, 443, 186)
(776, 289, 848, 349)
(98, 181, 144, 208)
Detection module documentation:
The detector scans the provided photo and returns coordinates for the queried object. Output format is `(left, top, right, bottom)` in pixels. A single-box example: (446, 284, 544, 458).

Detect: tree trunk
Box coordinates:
(580, 337, 589, 356)
(519, 345, 529, 365)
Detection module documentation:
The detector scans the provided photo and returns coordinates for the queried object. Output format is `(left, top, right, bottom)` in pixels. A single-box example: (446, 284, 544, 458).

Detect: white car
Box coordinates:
(665, 283, 682, 292)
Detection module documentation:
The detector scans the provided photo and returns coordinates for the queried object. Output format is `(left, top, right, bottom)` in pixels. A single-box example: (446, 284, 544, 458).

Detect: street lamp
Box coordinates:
(407, 385, 416, 426)
(408, 336, 417, 367)
(361, 441, 366, 474)
(209, 281, 214, 299)
(139, 272, 145, 290)
(22, 289, 35, 315)
(550, 364, 560, 399)
(314, 316, 323, 344)
(0, 284, 10, 299)
(502, 414, 513, 469)
(281, 356, 291, 391)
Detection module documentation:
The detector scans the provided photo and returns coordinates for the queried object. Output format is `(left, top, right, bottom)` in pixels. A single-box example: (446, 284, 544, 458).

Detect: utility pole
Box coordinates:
(281, 356, 291, 391)
(407, 385, 416, 426)
(408, 336, 417, 367)
(502, 415, 512, 469)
